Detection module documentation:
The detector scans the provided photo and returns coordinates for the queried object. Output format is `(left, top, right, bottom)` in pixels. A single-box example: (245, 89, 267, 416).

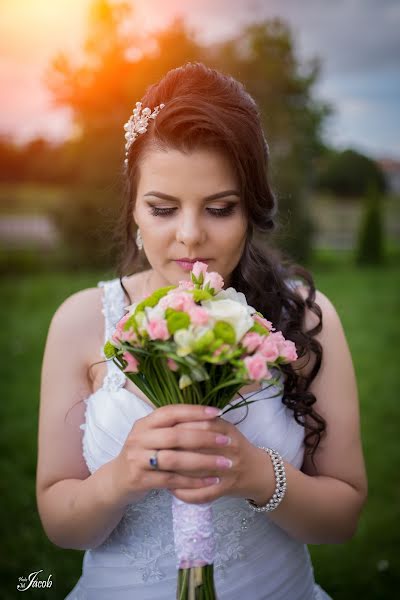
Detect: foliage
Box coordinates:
(0, 136, 79, 184)
(355, 185, 386, 265)
(206, 20, 331, 262)
(49, 185, 119, 269)
(43, 3, 330, 266)
(316, 148, 387, 198)
(46, 4, 202, 186)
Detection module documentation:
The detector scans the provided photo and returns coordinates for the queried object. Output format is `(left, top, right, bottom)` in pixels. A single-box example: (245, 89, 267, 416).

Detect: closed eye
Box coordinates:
(149, 206, 236, 218)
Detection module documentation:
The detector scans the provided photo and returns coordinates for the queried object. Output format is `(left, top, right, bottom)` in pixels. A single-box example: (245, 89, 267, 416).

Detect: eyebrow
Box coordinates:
(143, 190, 240, 201)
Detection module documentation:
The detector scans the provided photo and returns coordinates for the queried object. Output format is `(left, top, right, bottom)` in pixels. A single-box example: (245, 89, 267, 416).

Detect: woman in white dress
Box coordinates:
(36, 62, 367, 599)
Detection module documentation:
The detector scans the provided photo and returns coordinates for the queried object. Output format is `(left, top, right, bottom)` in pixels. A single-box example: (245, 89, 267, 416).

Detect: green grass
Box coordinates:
(0, 260, 399, 599)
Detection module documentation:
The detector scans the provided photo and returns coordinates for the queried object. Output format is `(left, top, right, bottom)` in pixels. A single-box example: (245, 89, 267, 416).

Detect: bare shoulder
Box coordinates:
(295, 284, 337, 332)
(47, 285, 104, 366)
(50, 285, 103, 329)
(37, 285, 106, 495)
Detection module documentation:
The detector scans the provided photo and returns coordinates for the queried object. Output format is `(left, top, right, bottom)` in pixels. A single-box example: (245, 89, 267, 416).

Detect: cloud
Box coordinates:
(130, 0, 400, 78)
(0, 0, 398, 156)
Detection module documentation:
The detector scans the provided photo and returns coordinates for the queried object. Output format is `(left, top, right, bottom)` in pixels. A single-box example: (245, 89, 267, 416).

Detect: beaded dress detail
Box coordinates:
(65, 278, 332, 600)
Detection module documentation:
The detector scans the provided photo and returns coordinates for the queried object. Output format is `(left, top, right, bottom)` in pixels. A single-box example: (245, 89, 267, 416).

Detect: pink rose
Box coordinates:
(178, 280, 195, 290)
(280, 339, 298, 362)
(167, 358, 179, 371)
(158, 295, 171, 310)
(253, 313, 275, 332)
(112, 314, 137, 344)
(204, 271, 224, 292)
(164, 291, 195, 312)
(122, 352, 139, 373)
(258, 337, 280, 362)
(147, 317, 170, 340)
(113, 313, 129, 336)
(111, 331, 122, 345)
(262, 331, 297, 363)
(270, 331, 285, 344)
(192, 261, 208, 280)
(243, 353, 271, 381)
(188, 306, 209, 326)
(119, 327, 137, 343)
(241, 332, 263, 353)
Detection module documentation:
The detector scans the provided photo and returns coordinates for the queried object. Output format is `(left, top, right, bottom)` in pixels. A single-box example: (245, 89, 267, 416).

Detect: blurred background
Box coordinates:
(0, 1, 399, 598)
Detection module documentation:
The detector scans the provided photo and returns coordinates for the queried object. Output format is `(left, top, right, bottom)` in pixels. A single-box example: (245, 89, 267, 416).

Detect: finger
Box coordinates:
(142, 427, 232, 451)
(175, 419, 228, 433)
(148, 404, 222, 429)
(146, 448, 233, 477)
(142, 470, 220, 491)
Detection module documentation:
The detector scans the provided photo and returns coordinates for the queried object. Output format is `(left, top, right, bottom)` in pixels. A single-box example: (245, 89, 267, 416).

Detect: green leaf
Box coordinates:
(213, 321, 236, 344)
(132, 286, 175, 317)
(192, 288, 213, 303)
(165, 309, 190, 334)
(122, 314, 138, 333)
(247, 322, 269, 336)
(104, 341, 117, 358)
(193, 329, 215, 353)
(209, 337, 224, 352)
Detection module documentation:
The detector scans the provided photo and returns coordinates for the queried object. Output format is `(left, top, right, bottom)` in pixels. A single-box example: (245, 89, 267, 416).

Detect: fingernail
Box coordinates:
(216, 434, 231, 446)
(216, 457, 233, 468)
(204, 477, 220, 485)
(205, 407, 223, 416)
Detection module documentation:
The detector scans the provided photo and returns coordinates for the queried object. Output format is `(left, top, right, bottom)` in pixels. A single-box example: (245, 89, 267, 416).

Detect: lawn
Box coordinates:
(0, 257, 399, 599)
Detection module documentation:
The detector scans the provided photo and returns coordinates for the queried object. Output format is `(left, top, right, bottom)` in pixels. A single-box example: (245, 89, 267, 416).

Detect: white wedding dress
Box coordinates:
(65, 278, 333, 599)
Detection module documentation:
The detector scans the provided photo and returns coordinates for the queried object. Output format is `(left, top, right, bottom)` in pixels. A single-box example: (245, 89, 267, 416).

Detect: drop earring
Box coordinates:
(135, 228, 143, 250)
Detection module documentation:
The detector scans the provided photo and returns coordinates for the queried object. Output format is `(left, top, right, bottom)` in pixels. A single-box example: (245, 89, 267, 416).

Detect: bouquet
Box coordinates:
(104, 261, 298, 599)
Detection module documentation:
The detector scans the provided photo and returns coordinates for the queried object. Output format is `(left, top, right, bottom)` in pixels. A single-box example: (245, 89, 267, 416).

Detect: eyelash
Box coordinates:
(149, 206, 236, 218)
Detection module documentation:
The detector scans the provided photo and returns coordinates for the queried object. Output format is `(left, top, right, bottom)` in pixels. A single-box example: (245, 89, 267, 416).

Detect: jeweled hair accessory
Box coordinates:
(123, 101, 165, 167)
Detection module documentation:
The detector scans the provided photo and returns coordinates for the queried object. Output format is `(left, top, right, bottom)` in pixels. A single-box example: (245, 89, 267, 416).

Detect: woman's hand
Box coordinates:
(110, 404, 229, 506)
(169, 415, 275, 504)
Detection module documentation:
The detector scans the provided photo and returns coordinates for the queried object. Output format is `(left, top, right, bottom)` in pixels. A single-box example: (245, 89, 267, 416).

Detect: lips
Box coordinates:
(176, 258, 209, 263)
(175, 258, 210, 271)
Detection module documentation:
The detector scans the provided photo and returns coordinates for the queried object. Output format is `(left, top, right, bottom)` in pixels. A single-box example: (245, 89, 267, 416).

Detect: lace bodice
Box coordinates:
(66, 277, 332, 600)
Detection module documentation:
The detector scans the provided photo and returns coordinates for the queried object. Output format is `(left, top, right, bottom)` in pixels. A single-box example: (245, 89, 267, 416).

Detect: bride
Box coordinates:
(36, 62, 367, 599)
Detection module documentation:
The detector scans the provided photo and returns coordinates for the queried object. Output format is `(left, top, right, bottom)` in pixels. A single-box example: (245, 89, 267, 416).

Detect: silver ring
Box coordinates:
(149, 449, 161, 470)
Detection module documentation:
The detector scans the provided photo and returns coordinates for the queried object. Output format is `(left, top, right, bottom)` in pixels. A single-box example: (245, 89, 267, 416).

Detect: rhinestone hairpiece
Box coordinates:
(123, 101, 165, 167)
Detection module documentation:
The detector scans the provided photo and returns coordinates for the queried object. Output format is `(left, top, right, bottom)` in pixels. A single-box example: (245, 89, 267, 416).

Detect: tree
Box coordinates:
(316, 148, 387, 198)
(206, 20, 331, 263)
(46, 3, 329, 266)
(355, 184, 386, 266)
(46, 2, 202, 185)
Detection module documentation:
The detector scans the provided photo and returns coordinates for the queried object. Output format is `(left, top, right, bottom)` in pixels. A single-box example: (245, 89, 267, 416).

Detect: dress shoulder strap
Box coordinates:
(97, 278, 127, 391)
(98, 278, 127, 344)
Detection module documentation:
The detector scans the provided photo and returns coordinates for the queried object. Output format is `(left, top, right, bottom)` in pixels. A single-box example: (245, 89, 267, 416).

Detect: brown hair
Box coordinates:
(113, 62, 325, 462)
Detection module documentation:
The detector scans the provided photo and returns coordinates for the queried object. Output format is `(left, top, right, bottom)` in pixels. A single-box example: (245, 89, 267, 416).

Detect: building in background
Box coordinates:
(377, 159, 400, 195)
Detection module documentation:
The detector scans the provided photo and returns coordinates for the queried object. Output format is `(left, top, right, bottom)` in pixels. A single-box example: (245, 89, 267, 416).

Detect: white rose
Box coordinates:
(213, 287, 256, 316)
(174, 329, 195, 356)
(201, 298, 254, 343)
(145, 304, 166, 320)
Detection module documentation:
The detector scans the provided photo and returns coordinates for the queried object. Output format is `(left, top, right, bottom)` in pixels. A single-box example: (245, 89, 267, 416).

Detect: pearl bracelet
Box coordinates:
(245, 447, 287, 512)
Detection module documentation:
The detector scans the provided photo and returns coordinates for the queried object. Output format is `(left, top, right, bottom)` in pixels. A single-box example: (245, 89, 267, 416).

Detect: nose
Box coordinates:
(176, 211, 206, 246)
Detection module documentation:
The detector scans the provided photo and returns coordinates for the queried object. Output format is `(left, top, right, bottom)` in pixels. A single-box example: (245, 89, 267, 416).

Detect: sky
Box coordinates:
(1, 0, 399, 159)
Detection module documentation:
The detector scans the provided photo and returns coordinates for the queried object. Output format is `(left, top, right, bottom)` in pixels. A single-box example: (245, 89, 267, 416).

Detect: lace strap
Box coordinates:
(98, 278, 127, 343)
(97, 278, 127, 390)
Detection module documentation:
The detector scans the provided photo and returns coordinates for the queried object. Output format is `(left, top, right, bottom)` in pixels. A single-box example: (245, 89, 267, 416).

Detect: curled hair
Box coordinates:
(113, 62, 326, 463)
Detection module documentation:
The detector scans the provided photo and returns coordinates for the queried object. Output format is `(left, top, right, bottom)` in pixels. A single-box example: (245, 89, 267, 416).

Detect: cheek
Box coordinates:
(142, 215, 174, 236)
(211, 217, 246, 245)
